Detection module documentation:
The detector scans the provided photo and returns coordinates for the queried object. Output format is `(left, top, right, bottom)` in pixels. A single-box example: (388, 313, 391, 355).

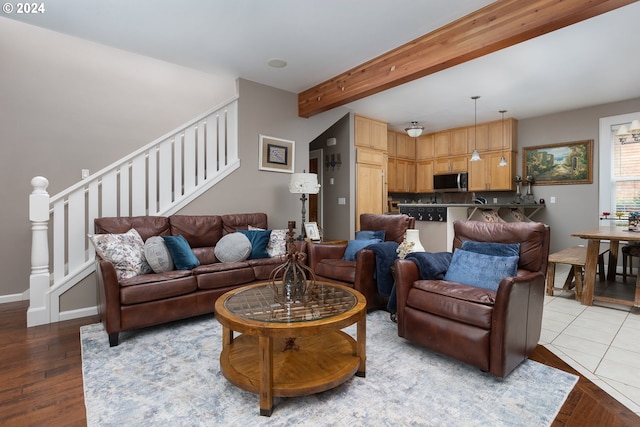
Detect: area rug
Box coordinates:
(81, 311, 577, 427)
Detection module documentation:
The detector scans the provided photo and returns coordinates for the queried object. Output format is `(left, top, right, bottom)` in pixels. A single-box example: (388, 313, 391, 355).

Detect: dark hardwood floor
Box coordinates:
(1, 300, 639, 426)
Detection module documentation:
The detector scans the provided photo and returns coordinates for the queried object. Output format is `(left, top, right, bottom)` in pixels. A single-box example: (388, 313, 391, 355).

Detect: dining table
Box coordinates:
(571, 225, 640, 307)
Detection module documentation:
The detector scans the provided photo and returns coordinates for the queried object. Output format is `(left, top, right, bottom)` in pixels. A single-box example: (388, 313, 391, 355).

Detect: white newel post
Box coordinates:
(28, 176, 51, 327)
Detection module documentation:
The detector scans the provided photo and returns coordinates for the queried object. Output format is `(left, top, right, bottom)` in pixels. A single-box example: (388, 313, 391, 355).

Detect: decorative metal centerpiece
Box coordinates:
(269, 221, 317, 306)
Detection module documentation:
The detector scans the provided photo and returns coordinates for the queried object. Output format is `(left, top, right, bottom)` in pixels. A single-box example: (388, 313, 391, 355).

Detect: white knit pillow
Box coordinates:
(214, 233, 252, 263)
(144, 236, 174, 273)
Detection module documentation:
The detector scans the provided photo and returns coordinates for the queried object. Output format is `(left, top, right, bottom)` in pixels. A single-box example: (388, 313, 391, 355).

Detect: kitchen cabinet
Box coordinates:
(395, 133, 416, 159)
(468, 151, 515, 191)
(355, 115, 387, 150)
(355, 115, 387, 226)
(468, 123, 489, 153)
(387, 158, 397, 192)
(397, 159, 415, 192)
(387, 131, 397, 157)
(388, 158, 415, 192)
(434, 155, 468, 174)
(415, 160, 434, 192)
(488, 117, 517, 151)
(356, 146, 387, 227)
(450, 129, 468, 155)
(356, 162, 384, 227)
(436, 129, 468, 156)
(416, 134, 434, 159)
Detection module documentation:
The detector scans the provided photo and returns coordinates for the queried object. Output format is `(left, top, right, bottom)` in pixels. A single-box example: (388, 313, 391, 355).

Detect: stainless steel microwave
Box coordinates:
(433, 172, 468, 192)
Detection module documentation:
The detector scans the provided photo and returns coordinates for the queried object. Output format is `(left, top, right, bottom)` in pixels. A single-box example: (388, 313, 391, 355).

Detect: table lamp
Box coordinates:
(289, 171, 320, 240)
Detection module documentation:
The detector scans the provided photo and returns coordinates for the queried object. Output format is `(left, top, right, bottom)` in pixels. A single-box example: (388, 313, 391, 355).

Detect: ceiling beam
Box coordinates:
(298, 0, 638, 118)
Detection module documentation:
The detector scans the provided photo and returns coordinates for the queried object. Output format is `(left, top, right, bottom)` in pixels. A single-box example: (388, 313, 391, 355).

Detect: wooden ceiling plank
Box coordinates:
(298, 0, 638, 118)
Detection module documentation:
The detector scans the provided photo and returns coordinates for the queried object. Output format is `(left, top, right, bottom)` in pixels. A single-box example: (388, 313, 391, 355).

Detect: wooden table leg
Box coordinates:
(222, 325, 233, 347)
(582, 239, 600, 306)
(563, 268, 576, 290)
(573, 265, 583, 301)
(546, 262, 556, 296)
(356, 314, 366, 377)
(608, 240, 620, 281)
(259, 336, 273, 416)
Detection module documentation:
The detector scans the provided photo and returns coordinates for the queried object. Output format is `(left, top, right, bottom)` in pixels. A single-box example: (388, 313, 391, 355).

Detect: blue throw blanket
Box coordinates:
(386, 251, 453, 313)
(405, 251, 452, 281)
(365, 242, 399, 298)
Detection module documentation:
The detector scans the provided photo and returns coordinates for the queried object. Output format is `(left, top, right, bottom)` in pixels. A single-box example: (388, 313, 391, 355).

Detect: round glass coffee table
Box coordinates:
(214, 281, 366, 416)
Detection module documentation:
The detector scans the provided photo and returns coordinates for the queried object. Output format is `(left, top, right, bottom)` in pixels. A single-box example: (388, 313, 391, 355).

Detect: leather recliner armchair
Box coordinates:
(394, 220, 550, 377)
(307, 213, 415, 310)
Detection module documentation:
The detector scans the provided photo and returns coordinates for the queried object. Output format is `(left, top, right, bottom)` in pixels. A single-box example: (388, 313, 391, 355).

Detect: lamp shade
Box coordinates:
(629, 120, 640, 134)
(289, 173, 320, 194)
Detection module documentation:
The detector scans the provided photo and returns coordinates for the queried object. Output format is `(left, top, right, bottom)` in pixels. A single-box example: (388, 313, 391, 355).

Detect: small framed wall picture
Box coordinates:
(304, 222, 320, 241)
(258, 135, 295, 173)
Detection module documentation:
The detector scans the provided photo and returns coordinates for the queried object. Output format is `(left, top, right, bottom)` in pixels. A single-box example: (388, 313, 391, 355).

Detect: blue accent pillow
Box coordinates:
(356, 230, 386, 241)
(443, 249, 519, 291)
(162, 235, 200, 270)
(462, 241, 520, 257)
(342, 238, 383, 261)
(237, 229, 272, 259)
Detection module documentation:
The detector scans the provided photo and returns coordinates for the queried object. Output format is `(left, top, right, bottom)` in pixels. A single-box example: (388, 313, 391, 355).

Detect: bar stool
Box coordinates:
(622, 243, 640, 282)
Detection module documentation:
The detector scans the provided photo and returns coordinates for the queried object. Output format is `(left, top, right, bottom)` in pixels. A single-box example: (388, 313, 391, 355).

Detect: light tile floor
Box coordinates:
(541, 263, 640, 416)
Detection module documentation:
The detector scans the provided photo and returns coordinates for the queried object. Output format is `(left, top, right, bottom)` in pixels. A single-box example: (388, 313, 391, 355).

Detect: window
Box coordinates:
(599, 112, 640, 217)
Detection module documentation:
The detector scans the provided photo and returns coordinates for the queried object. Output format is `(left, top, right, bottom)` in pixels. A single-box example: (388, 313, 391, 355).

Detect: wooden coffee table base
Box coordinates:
(220, 330, 363, 416)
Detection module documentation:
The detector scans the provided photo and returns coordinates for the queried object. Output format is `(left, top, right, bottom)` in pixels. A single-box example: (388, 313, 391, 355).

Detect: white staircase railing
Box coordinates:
(27, 97, 239, 326)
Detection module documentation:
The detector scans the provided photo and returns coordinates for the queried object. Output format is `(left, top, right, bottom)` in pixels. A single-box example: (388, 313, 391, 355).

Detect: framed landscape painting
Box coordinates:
(522, 139, 593, 185)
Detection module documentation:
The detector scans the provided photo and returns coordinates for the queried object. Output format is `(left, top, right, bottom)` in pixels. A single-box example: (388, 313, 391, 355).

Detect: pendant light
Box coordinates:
(470, 96, 481, 162)
(405, 121, 424, 138)
(498, 110, 508, 167)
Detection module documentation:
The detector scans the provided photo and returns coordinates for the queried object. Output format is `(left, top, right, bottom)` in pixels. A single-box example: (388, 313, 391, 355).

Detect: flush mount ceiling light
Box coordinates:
(405, 121, 424, 138)
(470, 96, 481, 162)
(267, 58, 288, 68)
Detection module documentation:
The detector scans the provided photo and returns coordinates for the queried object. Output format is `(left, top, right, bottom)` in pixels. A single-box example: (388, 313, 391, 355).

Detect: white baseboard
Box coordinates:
(0, 292, 29, 304)
(58, 306, 98, 322)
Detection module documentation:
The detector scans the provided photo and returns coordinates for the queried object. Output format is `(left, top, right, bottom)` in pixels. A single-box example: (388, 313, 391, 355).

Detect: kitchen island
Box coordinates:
(398, 203, 544, 252)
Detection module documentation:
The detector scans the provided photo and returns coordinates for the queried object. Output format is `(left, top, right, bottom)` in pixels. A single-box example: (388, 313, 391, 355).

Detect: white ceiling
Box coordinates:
(7, 0, 640, 133)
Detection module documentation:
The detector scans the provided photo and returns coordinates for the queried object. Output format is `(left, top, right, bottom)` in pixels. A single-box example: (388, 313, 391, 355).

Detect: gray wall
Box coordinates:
(518, 97, 640, 254)
(309, 113, 352, 241)
(1, 18, 236, 303)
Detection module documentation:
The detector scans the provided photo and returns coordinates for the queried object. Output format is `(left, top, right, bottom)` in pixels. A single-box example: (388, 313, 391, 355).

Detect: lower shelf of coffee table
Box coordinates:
(220, 331, 361, 397)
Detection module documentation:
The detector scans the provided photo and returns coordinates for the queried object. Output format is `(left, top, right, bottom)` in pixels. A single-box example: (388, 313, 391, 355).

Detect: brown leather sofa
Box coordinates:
(94, 213, 305, 346)
(394, 220, 550, 378)
(307, 213, 415, 310)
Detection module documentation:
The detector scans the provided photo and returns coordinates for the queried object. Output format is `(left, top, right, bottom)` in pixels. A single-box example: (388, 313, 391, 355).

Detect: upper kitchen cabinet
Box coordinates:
(487, 117, 518, 152)
(467, 123, 489, 153)
(435, 129, 467, 157)
(387, 131, 397, 157)
(415, 134, 434, 160)
(395, 133, 416, 159)
(355, 115, 387, 150)
(434, 155, 468, 174)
